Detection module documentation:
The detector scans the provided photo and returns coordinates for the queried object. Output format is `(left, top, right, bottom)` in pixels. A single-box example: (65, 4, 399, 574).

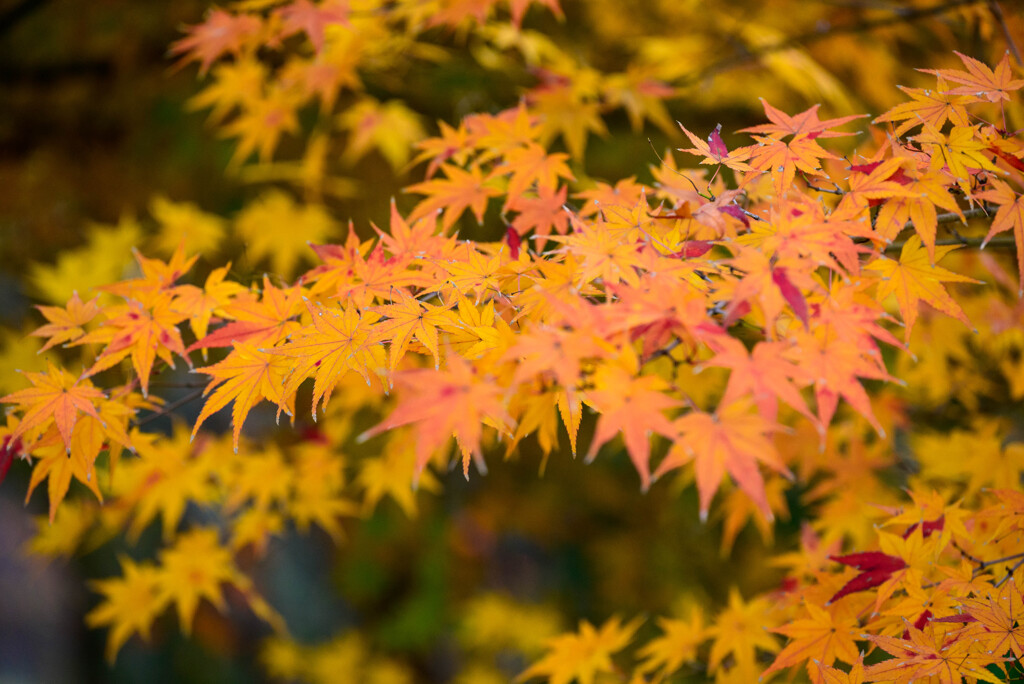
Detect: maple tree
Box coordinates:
(4, 0, 1024, 682)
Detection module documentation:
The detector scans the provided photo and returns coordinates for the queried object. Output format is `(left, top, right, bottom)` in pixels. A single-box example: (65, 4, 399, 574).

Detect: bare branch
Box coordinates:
(988, 0, 1023, 66)
(682, 0, 987, 87)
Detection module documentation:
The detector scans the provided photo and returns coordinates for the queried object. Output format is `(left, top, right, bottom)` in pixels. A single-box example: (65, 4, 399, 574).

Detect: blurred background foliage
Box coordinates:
(0, 0, 1022, 682)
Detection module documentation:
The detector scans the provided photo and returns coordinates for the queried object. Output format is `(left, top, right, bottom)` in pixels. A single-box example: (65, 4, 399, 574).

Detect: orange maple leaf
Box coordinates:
(923, 50, 1024, 103)
(191, 342, 295, 451)
(189, 276, 305, 352)
(979, 177, 1024, 296)
(493, 143, 574, 206)
(77, 291, 189, 398)
(271, 300, 388, 416)
(866, 235, 978, 342)
(584, 362, 681, 491)
(406, 163, 503, 231)
(739, 100, 865, 139)
(170, 9, 262, 76)
(276, 0, 349, 53)
(1, 362, 105, 452)
(358, 354, 512, 480)
(656, 402, 788, 520)
(762, 602, 861, 677)
(874, 78, 973, 136)
(863, 622, 1005, 683)
(31, 291, 100, 352)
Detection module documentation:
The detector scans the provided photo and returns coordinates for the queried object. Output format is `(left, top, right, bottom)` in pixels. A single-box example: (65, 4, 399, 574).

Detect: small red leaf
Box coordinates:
(989, 145, 1024, 173)
(902, 515, 944, 539)
(0, 435, 20, 486)
(708, 124, 729, 158)
(828, 551, 907, 603)
(772, 267, 808, 326)
(720, 205, 750, 227)
(669, 241, 713, 258)
(506, 225, 522, 260)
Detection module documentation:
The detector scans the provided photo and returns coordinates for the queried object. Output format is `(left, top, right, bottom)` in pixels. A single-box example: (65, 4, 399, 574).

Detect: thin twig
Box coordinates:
(976, 550, 1024, 570)
(988, 0, 1023, 66)
(910, 204, 997, 231)
(682, 0, 986, 87)
(884, 235, 1017, 253)
(804, 180, 845, 195)
(995, 556, 1024, 588)
(134, 389, 204, 428)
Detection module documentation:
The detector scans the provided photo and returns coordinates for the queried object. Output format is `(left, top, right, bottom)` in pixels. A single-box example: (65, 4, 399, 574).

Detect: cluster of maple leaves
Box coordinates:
(4, 0, 1024, 682)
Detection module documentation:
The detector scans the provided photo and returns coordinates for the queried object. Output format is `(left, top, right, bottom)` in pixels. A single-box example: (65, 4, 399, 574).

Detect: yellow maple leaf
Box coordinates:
(86, 556, 167, 662)
(866, 235, 978, 342)
(518, 615, 642, 684)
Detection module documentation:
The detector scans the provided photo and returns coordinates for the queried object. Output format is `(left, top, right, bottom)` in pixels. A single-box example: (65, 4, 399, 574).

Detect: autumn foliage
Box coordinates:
(5, 0, 1024, 682)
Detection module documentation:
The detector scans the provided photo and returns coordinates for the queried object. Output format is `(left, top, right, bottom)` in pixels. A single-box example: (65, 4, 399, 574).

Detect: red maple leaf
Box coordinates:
(827, 551, 907, 603)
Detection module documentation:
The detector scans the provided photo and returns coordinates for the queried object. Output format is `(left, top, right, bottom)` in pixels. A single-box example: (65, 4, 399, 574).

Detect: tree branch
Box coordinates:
(884, 235, 1016, 253)
(683, 0, 987, 87)
(0, 0, 51, 38)
(988, 0, 1023, 66)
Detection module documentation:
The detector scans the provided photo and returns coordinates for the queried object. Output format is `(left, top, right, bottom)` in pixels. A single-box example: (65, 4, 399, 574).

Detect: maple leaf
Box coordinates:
(170, 9, 262, 75)
(506, 0, 563, 26)
(702, 337, 815, 425)
(874, 78, 973, 136)
(171, 264, 247, 343)
(739, 100, 865, 139)
(832, 158, 915, 222)
(528, 83, 608, 160)
(508, 185, 571, 239)
(289, 442, 358, 540)
(517, 615, 642, 684)
(411, 120, 474, 179)
(863, 622, 1005, 683)
(155, 528, 245, 635)
(745, 133, 840, 198)
(493, 142, 575, 204)
(914, 123, 999, 186)
(101, 242, 198, 300)
(276, 0, 349, 53)
(358, 354, 513, 480)
(655, 401, 788, 520)
(190, 276, 305, 351)
(77, 291, 189, 398)
(149, 195, 227, 257)
(828, 551, 907, 604)
(873, 168, 964, 262)
(406, 163, 503, 231)
(583, 361, 681, 491)
(235, 191, 337, 277)
(786, 331, 893, 436)
(762, 602, 861, 677)
(30, 292, 100, 352)
(357, 436, 440, 517)
(923, 50, 1024, 103)
(1, 362, 105, 452)
(86, 556, 167, 662)
(121, 428, 217, 540)
(705, 588, 780, 675)
(373, 199, 456, 262)
(636, 608, 706, 677)
(192, 342, 295, 451)
(368, 289, 458, 374)
(548, 215, 647, 288)
(677, 123, 753, 173)
(271, 300, 387, 416)
(25, 420, 106, 522)
(979, 177, 1024, 296)
(958, 578, 1024, 660)
(865, 235, 978, 342)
